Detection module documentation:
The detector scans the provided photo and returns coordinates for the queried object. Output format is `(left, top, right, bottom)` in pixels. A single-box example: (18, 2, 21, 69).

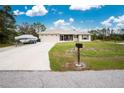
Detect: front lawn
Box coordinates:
(49, 41, 124, 71)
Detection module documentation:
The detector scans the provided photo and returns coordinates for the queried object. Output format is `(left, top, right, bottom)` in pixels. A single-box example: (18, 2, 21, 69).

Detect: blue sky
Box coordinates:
(12, 5, 124, 30)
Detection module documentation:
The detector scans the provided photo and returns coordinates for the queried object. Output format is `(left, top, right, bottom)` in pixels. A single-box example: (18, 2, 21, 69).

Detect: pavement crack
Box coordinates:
(38, 74, 45, 88)
(39, 78, 45, 88)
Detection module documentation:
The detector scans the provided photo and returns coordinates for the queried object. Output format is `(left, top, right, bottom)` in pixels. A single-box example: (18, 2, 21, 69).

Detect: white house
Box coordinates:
(39, 29, 91, 42)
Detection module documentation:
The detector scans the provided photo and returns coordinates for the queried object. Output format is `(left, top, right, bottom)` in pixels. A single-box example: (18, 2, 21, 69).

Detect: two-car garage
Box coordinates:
(39, 34, 59, 42)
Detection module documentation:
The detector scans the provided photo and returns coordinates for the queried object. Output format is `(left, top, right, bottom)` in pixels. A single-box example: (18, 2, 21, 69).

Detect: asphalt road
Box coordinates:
(0, 70, 124, 88)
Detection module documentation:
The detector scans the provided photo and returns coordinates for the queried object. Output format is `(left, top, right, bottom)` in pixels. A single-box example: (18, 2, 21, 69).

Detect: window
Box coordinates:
(82, 35, 89, 40)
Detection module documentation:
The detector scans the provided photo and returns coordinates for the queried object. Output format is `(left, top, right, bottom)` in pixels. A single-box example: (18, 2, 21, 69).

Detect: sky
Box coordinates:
(11, 5, 124, 31)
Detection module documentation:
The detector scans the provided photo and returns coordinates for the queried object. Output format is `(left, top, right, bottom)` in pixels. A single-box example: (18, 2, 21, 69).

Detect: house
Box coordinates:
(38, 29, 91, 42)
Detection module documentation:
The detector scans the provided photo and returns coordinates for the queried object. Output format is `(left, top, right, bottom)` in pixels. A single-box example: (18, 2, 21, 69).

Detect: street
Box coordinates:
(0, 70, 123, 88)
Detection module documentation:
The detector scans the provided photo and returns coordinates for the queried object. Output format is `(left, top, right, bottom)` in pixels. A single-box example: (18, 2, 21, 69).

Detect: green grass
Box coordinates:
(0, 44, 12, 48)
(49, 41, 124, 71)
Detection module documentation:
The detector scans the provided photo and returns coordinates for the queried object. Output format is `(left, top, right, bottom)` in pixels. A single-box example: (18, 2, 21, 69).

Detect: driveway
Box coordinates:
(0, 42, 56, 70)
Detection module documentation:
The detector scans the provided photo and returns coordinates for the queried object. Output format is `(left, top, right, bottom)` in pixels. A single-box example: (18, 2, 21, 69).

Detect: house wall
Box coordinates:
(39, 34, 91, 42)
(73, 35, 79, 42)
(39, 34, 59, 42)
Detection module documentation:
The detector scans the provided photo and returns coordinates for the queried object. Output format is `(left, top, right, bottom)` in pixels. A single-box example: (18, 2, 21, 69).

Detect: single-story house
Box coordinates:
(38, 29, 91, 42)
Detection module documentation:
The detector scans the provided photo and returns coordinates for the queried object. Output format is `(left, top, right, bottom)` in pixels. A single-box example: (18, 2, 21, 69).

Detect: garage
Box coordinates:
(39, 34, 59, 42)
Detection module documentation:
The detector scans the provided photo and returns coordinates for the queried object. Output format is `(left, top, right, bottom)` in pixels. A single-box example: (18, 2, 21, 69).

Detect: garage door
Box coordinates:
(40, 34, 59, 42)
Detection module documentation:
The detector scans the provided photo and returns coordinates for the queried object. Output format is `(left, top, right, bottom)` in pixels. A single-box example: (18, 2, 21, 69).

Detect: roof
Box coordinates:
(38, 29, 90, 35)
(15, 34, 38, 40)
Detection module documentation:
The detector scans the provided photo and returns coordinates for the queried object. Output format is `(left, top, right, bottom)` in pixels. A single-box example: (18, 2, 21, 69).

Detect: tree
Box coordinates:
(100, 28, 106, 40)
(17, 23, 30, 35)
(120, 28, 124, 34)
(32, 22, 46, 32)
(0, 5, 16, 44)
(17, 22, 46, 38)
(89, 30, 99, 40)
(17, 23, 39, 38)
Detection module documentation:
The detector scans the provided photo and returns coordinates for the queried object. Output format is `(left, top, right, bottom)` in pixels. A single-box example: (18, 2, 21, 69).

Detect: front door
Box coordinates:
(74, 35, 79, 42)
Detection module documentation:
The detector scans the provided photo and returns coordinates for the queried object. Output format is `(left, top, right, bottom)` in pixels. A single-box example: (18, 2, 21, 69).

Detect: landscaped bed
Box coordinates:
(49, 40, 124, 71)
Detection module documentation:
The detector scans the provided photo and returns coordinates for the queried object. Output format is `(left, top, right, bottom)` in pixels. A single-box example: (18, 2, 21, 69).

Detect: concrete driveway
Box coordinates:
(0, 42, 56, 70)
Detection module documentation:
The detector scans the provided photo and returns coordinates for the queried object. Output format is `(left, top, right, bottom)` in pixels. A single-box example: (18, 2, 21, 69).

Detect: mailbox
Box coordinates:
(76, 43, 83, 48)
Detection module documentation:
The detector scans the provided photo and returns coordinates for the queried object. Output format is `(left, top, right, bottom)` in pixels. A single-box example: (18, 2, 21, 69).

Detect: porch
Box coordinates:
(59, 35, 79, 41)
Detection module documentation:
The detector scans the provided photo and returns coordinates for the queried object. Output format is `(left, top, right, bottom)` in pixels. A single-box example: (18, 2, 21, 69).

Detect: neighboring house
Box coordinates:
(39, 29, 91, 42)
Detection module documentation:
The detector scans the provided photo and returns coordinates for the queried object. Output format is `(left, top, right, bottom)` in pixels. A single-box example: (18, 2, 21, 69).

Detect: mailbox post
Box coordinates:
(75, 43, 83, 66)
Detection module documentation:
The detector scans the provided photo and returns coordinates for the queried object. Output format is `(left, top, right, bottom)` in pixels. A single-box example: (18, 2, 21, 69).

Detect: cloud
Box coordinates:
(70, 26, 76, 30)
(69, 5, 102, 11)
(54, 19, 70, 27)
(69, 18, 74, 23)
(26, 5, 48, 17)
(114, 15, 124, 28)
(53, 18, 76, 29)
(49, 27, 54, 30)
(101, 15, 124, 30)
(101, 16, 115, 27)
(114, 15, 124, 23)
(54, 18, 75, 27)
(116, 23, 124, 28)
(51, 8, 63, 15)
(52, 19, 89, 31)
(13, 10, 25, 16)
(13, 5, 48, 17)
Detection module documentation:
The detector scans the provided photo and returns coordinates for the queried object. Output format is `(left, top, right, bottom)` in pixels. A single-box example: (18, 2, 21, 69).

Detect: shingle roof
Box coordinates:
(39, 29, 90, 35)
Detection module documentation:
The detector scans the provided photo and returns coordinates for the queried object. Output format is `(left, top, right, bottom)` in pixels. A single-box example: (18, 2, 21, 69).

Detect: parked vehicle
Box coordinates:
(15, 35, 38, 44)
